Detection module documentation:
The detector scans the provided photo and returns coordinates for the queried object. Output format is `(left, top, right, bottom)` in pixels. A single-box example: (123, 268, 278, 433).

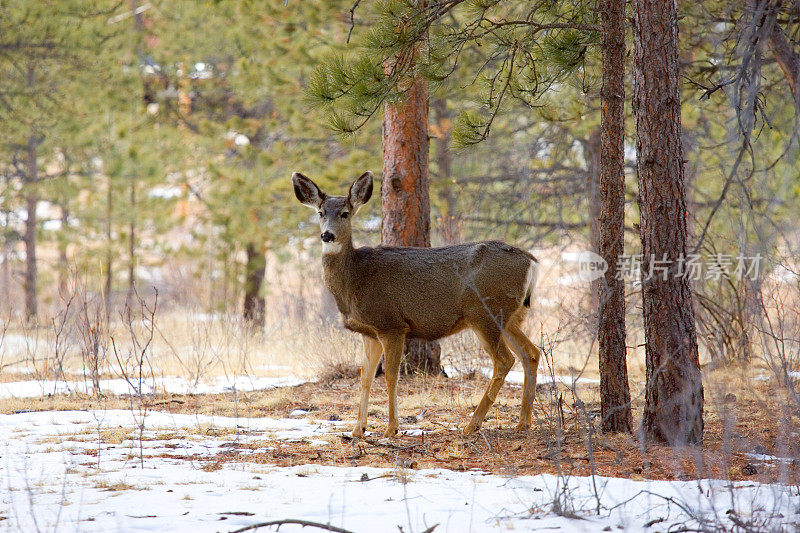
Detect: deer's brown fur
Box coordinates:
(293, 171, 541, 437)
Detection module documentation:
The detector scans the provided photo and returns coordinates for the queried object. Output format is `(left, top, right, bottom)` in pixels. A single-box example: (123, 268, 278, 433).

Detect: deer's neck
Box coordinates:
(321, 238, 357, 300)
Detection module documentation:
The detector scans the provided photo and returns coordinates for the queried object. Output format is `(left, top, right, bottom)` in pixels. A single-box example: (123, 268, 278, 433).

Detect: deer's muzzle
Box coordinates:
(321, 231, 336, 243)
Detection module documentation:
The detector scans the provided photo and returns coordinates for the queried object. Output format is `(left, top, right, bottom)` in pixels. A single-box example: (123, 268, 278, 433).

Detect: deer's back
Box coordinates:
(340, 241, 535, 340)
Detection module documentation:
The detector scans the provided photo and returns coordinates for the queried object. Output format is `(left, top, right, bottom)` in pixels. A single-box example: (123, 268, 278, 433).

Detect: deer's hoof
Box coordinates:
(384, 425, 398, 438)
(515, 422, 531, 432)
(462, 423, 480, 435)
(352, 425, 365, 438)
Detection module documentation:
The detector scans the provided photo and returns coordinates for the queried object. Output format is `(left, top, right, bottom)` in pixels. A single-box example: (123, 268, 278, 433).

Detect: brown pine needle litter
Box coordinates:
(5, 372, 798, 485)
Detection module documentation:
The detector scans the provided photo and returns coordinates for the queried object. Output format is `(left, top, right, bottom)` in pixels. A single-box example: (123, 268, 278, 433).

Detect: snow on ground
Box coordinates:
(2, 410, 798, 532)
(753, 371, 800, 382)
(506, 370, 600, 386)
(0, 335, 38, 361)
(444, 366, 600, 387)
(0, 375, 307, 399)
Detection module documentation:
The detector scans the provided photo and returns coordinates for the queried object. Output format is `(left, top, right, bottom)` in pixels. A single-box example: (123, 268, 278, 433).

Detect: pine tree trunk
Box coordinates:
(598, 0, 633, 433)
(126, 179, 136, 306)
(747, 0, 800, 101)
(58, 205, 70, 297)
(22, 61, 39, 322)
(24, 133, 39, 323)
(633, 0, 704, 445)
(381, 45, 441, 375)
(583, 128, 601, 324)
(1, 239, 11, 310)
(222, 246, 231, 313)
(104, 176, 113, 319)
(382, 81, 431, 247)
(243, 242, 266, 328)
(433, 98, 459, 244)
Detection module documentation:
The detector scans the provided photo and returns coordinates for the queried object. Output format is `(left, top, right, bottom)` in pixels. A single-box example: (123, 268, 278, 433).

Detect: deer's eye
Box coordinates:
(341, 212, 349, 219)
(317, 211, 323, 217)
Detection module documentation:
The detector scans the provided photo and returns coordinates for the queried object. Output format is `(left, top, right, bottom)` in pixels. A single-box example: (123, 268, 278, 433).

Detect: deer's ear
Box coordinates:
(348, 171, 373, 214)
(292, 172, 325, 209)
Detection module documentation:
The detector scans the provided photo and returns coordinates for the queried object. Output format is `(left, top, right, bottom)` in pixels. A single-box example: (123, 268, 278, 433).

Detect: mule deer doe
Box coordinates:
(292, 171, 542, 437)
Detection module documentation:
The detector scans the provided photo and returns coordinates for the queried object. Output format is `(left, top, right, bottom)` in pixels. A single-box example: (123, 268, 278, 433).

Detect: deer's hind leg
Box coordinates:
(504, 318, 542, 430)
(353, 335, 383, 438)
(464, 321, 516, 434)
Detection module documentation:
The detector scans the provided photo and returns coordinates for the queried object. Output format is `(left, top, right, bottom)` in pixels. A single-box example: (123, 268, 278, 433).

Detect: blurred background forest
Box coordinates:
(0, 0, 798, 386)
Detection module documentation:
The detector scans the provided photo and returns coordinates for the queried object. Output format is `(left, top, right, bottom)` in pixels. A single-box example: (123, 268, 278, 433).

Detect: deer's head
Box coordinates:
(292, 171, 373, 254)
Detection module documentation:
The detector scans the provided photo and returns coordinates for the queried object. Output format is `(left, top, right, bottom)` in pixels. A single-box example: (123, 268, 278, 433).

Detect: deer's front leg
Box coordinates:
(379, 333, 405, 437)
(353, 335, 383, 438)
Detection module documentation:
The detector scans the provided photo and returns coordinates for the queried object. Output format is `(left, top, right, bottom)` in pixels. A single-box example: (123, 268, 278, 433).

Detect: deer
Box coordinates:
(292, 171, 542, 438)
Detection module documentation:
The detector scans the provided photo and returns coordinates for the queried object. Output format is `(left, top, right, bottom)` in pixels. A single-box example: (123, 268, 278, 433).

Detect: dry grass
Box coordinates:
(94, 480, 142, 492)
(0, 246, 606, 388)
(318, 356, 361, 385)
(99, 427, 135, 445)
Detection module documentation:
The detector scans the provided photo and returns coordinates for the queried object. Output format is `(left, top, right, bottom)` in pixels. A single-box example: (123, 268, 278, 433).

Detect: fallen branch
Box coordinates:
(349, 473, 395, 482)
(399, 526, 439, 533)
(230, 519, 438, 533)
(229, 519, 355, 533)
(362, 437, 426, 452)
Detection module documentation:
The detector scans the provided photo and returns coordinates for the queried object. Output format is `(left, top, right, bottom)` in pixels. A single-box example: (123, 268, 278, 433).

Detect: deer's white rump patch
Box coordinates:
(524, 258, 539, 309)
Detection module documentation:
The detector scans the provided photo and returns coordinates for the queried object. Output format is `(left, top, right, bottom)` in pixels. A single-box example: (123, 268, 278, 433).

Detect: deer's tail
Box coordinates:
(522, 257, 539, 309)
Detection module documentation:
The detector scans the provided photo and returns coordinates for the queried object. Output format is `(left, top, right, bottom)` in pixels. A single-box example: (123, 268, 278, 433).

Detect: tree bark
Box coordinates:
(24, 133, 39, 323)
(432, 98, 459, 244)
(57, 204, 70, 297)
(126, 178, 136, 306)
(23, 61, 39, 323)
(751, 0, 800, 100)
(104, 175, 113, 319)
(381, 3, 441, 375)
(382, 80, 432, 248)
(583, 128, 601, 323)
(1, 237, 11, 310)
(598, 0, 633, 434)
(243, 242, 266, 328)
(633, 0, 704, 445)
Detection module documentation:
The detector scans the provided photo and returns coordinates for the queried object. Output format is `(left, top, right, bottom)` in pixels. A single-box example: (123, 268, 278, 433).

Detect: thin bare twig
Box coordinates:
(346, 0, 361, 44)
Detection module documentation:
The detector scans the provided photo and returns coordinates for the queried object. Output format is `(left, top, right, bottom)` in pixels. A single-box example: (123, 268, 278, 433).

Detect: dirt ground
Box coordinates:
(4, 371, 799, 487)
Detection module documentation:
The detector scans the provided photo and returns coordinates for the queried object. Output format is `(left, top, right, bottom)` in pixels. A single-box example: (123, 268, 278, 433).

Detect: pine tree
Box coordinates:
(307, 1, 601, 375)
(0, 1, 135, 320)
(378, 0, 442, 374)
(598, 0, 632, 433)
(137, 0, 380, 322)
(633, 0, 703, 445)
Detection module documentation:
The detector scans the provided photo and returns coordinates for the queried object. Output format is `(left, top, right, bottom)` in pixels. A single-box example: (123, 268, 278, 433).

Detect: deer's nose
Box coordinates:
(321, 231, 336, 243)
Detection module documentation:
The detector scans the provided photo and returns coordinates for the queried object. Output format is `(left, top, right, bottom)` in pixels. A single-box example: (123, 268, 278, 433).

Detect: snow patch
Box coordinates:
(1, 410, 797, 532)
(0, 375, 307, 399)
(445, 367, 599, 386)
(745, 452, 795, 464)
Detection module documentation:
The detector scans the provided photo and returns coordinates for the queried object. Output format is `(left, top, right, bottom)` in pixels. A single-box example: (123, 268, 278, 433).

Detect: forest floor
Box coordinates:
(3, 372, 800, 484)
(2, 369, 800, 531)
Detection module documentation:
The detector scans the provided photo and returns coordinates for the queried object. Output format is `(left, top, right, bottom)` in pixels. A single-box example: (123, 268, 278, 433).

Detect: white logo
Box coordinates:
(577, 251, 608, 282)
